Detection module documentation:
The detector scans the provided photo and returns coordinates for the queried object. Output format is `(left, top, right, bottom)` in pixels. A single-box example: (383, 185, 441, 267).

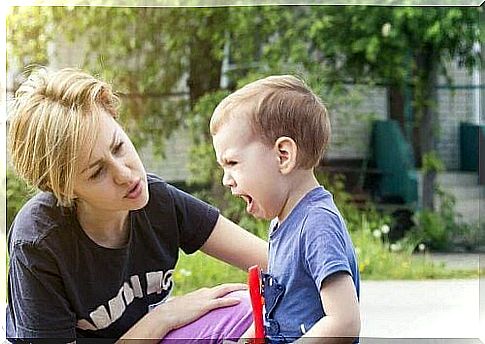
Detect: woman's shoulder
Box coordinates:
(143, 173, 207, 215)
(146, 173, 184, 201)
(146, 173, 170, 198)
(146, 172, 164, 185)
(9, 192, 71, 247)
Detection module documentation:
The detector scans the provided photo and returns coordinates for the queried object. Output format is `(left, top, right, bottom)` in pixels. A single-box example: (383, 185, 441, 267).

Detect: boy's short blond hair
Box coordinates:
(8, 68, 119, 207)
(210, 75, 330, 169)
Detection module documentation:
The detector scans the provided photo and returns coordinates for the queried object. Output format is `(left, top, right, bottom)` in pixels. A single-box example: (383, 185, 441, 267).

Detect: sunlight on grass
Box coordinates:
(172, 249, 480, 297)
(172, 251, 247, 295)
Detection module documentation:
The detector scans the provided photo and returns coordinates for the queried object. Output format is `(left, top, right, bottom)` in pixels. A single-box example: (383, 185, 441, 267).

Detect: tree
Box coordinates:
(11, 6, 476, 213)
(306, 6, 483, 210)
(8, 7, 231, 152)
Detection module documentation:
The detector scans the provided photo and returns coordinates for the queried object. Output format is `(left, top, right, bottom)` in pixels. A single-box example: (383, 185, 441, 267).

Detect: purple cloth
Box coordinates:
(160, 290, 252, 343)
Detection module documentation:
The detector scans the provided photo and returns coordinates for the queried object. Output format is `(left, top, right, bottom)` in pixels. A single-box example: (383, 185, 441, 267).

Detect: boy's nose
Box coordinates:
(222, 171, 235, 188)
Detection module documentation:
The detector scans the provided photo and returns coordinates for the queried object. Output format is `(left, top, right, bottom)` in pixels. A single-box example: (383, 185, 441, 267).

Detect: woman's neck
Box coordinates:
(75, 203, 130, 248)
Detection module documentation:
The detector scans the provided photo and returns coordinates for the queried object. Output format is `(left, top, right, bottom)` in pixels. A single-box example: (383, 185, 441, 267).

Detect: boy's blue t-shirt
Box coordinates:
(264, 186, 360, 342)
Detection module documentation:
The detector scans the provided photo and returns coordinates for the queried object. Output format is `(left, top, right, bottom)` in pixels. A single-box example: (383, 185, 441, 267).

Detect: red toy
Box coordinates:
(248, 265, 265, 343)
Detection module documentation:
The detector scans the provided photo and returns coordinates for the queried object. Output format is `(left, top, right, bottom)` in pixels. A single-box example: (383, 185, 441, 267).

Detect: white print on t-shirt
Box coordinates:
(76, 269, 174, 331)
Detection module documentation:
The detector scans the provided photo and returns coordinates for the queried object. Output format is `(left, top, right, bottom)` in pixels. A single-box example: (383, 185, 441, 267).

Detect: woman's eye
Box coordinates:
(89, 166, 104, 180)
(227, 161, 237, 166)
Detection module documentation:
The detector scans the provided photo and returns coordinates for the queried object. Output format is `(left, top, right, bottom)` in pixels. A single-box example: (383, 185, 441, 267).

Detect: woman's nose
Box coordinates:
(113, 159, 132, 185)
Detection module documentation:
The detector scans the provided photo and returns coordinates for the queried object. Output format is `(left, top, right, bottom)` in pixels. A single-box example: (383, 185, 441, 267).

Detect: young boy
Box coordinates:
(211, 75, 361, 344)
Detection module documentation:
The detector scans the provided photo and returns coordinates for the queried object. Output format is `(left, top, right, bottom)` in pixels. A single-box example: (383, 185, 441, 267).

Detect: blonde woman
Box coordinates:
(7, 68, 267, 343)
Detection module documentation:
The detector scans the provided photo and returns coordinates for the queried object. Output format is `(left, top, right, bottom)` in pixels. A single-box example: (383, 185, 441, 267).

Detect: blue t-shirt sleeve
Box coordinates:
(300, 209, 352, 291)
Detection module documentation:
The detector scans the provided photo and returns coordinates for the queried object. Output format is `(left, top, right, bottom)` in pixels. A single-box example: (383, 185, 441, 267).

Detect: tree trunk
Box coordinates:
(388, 84, 405, 129)
(186, 10, 227, 204)
(187, 12, 224, 109)
(415, 48, 439, 211)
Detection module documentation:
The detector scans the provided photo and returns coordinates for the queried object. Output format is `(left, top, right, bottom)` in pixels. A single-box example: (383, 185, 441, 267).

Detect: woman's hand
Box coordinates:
(157, 283, 248, 332)
(118, 283, 247, 343)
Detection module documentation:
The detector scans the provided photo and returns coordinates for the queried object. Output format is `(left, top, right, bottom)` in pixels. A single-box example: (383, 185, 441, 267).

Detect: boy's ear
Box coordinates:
(275, 136, 297, 174)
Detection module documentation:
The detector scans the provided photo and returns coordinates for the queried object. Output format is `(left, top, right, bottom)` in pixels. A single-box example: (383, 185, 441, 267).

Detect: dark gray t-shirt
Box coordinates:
(7, 173, 219, 342)
(265, 186, 360, 342)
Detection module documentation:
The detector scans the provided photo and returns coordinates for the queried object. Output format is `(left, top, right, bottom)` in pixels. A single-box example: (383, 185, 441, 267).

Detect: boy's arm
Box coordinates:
(201, 215, 268, 271)
(295, 272, 360, 344)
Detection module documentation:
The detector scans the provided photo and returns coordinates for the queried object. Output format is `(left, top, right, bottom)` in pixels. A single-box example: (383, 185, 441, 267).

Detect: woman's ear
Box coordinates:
(275, 136, 297, 175)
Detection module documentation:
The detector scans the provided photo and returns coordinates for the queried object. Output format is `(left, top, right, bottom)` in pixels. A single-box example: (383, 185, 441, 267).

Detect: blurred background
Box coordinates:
(5, 6, 484, 289)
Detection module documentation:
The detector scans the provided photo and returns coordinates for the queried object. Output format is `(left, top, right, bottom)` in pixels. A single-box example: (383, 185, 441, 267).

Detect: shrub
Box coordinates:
(409, 185, 482, 252)
(6, 167, 35, 231)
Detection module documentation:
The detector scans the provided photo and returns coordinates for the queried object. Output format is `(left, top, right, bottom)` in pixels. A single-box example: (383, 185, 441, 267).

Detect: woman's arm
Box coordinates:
(117, 283, 247, 343)
(295, 272, 360, 344)
(200, 215, 268, 271)
(118, 215, 259, 342)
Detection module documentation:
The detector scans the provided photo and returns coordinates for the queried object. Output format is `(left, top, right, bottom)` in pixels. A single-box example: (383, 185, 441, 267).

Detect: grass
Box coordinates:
(172, 250, 482, 295)
(173, 251, 247, 295)
(360, 253, 481, 280)
(2, 241, 480, 300)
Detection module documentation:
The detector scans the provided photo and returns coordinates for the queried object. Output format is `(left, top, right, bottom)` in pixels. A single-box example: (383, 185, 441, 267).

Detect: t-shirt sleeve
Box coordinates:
(166, 184, 220, 254)
(8, 241, 76, 340)
(300, 209, 352, 291)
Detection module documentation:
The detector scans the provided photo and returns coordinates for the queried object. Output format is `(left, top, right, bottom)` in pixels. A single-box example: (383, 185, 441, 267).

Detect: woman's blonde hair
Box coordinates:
(210, 75, 331, 169)
(8, 67, 119, 207)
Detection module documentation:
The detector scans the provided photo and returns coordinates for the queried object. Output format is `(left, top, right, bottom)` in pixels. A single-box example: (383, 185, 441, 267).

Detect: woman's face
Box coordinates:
(73, 111, 149, 213)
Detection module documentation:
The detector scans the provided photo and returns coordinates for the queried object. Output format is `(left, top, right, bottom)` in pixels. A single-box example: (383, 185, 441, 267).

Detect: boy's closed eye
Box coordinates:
(219, 158, 238, 167)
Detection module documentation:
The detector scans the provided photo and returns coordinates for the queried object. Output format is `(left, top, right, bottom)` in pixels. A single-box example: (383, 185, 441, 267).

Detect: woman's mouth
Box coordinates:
(125, 180, 142, 199)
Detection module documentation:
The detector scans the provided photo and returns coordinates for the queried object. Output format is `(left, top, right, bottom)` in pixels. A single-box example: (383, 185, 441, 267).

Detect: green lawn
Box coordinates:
(2, 246, 481, 300)
(173, 250, 481, 295)
(173, 251, 247, 295)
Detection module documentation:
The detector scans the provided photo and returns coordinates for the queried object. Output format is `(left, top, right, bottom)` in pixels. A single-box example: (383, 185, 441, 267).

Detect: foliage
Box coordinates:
(6, 167, 36, 231)
(305, 6, 482, 210)
(348, 212, 476, 280)
(307, 7, 481, 83)
(6, 7, 53, 69)
(173, 251, 247, 296)
(409, 186, 483, 252)
(8, 7, 230, 155)
(422, 151, 445, 174)
(173, 246, 478, 296)
(6, 6, 481, 285)
(7, 6, 392, 152)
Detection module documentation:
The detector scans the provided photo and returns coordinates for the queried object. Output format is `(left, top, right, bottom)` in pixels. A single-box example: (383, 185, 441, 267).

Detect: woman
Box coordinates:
(6, 68, 267, 342)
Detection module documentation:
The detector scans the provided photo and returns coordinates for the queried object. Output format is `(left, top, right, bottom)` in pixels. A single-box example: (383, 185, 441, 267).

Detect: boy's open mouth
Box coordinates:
(239, 194, 254, 213)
